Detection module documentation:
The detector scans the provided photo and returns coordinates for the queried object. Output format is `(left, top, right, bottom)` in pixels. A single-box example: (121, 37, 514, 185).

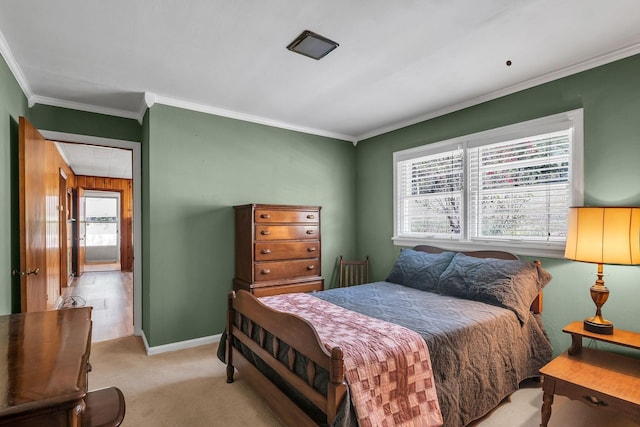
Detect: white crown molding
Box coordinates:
(4, 17, 638, 145)
(144, 91, 156, 108)
(29, 94, 142, 122)
(0, 27, 32, 99)
(52, 141, 71, 166)
(135, 91, 157, 123)
(357, 41, 640, 142)
(152, 94, 357, 143)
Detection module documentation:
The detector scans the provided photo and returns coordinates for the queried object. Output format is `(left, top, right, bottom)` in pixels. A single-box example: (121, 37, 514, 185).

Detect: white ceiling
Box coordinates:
(55, 142, 132, 180)
(2, 0, 640, 146)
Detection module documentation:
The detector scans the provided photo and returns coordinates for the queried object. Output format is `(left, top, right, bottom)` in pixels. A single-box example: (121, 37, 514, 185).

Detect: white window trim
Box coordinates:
(392, 109, 584, 258)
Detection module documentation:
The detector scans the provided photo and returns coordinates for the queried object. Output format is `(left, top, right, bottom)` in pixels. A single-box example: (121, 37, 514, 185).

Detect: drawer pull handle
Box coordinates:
(307, 265, 315, 270)
(307, 214, 315, 219)
(261, 269, 271, 275)
(260, 249, 271, 254)
(261, 230, 271, 235)
(583, 396, 608, 407)
(260, 213, 270, 219)
(307, 247, 317, 252)
(306, 230, 314, 235)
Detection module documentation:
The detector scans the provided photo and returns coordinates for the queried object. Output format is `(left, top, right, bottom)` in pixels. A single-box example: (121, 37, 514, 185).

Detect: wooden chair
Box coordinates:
(82, 387, 126, 427)
(338, 256, 370, 287)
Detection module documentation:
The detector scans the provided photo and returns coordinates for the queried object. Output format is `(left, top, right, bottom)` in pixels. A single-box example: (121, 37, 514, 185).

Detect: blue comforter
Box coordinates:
(219, 281, 552, 427)
(315, 282, 552, 427)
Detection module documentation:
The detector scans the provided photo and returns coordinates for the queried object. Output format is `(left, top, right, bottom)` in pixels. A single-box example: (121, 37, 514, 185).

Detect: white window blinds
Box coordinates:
(393, 109, 583, 257)
(467, 131, 571, 243)
(398, 149, 463, 238)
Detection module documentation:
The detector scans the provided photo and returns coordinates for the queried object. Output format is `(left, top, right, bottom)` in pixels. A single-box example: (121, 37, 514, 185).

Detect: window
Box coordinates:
(85, 196, 119, 247)
(393, 109, 583, 258)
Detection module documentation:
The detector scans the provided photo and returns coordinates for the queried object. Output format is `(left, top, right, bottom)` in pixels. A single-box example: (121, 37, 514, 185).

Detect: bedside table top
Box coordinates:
(563, 321, 640, 351)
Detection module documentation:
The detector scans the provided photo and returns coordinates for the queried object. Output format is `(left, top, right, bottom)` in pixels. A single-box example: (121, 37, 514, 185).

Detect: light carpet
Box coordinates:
(88, 336, 638, 427)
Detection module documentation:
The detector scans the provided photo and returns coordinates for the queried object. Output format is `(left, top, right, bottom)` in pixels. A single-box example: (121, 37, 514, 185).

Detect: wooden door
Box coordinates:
(76, 187, 86, 277)
(58, 170, 68, 287)
(18, 117, 48, 312)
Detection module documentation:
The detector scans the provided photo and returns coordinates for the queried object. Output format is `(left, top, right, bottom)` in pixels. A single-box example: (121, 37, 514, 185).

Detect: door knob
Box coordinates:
(12, 268, 40, 277)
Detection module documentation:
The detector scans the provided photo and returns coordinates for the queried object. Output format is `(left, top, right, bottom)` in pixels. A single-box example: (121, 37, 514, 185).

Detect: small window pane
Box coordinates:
(398, 150, 463, 238)
(86, 197, 117, 222)
(85, 196, 118, 247)
(86, 223, 118, 247)
(468, 131, 571, 242)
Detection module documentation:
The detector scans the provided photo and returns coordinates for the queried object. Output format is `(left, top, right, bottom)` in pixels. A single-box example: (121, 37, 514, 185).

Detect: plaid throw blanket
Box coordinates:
(260, 293, 443, 427)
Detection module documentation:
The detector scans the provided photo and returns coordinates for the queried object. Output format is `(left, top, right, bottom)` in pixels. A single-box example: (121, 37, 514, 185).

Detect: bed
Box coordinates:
(219, 245, 553, 427)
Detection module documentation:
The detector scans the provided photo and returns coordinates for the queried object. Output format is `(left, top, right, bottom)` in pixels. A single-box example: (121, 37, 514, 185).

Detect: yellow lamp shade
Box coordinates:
(565, 207, 640, 265)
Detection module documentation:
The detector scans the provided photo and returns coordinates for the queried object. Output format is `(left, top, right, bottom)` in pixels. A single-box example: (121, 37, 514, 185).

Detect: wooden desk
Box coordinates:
(0, 308, 125, 427)
(539, 321, 640, 426)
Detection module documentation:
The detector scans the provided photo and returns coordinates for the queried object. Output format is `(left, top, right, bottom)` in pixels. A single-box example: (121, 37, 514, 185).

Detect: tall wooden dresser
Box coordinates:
(233, 204, 324, 297)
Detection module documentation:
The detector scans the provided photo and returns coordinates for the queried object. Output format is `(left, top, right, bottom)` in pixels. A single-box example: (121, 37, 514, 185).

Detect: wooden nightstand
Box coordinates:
(539, 321, 640, 426)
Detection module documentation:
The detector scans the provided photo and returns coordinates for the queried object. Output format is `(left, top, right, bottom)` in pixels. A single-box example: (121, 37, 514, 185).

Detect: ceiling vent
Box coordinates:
(287, 30, 339, 60)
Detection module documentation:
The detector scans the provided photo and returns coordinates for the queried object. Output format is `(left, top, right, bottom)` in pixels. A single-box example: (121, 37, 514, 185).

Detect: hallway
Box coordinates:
(62, 269, 134, 342)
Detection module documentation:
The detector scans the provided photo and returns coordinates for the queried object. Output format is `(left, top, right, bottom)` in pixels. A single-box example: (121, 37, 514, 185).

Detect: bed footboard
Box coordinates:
(225, 290, 347, 427)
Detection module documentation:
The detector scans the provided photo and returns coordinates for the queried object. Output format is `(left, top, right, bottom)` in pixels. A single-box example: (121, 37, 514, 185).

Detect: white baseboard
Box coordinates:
(140, 332, 222, 356)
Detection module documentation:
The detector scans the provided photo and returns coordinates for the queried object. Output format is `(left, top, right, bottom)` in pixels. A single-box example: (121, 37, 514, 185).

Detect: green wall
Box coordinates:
(4, 45, 640, 355)
(0, 54, 28, 315)
(356, 54, 640, 355)
(29, 104, 142, 142)
(1, 56, 356, 346)
(144, 104, 356, 346)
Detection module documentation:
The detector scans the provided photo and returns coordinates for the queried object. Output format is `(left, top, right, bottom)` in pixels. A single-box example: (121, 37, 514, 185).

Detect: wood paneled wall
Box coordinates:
(75, 176, 134, 272)
(45, 142, 74, 307)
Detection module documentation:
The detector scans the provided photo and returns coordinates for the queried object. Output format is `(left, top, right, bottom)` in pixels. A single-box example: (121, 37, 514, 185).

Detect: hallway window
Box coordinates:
(86, 197, 118, 247)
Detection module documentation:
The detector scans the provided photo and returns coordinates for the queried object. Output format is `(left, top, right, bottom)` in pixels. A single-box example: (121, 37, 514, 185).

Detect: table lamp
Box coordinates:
(564, 207, 640, 335)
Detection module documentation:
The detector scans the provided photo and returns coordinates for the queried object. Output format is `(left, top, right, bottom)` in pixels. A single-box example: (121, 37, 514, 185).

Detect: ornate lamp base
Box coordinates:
(584, 318, 614, 335)
(583, 264, 614, 335)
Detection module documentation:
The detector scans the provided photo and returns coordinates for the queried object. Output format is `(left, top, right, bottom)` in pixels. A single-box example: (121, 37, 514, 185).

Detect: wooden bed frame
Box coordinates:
(224, 245, 542, 427)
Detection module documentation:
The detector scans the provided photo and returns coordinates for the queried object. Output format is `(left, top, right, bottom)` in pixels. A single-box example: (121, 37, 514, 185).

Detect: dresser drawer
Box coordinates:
(255, 209, 319, 224)
(552, 378, 633, 418)
(251, 280, 324, 297)
(255, 242, 320, 261)
(255, 225, 319, 240)
(254, 259, 320, 281)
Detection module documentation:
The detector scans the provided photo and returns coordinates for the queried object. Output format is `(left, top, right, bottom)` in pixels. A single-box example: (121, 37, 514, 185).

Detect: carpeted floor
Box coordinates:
(88, 336, 638, 427)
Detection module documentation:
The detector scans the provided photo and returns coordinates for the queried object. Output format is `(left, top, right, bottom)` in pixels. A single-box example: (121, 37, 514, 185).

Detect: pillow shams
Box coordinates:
(386, 249, 455, 293)
(438, 253, 552, 324)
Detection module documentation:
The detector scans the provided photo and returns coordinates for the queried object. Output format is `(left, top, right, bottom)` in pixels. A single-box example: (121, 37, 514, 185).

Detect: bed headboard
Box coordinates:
(412, 245, 543, 314)
(413, 244, 519, 260)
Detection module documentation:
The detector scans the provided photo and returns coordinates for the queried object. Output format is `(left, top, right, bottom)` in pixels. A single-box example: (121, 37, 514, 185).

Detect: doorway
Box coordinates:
(85, 191, 121, 269)
(41, 130, 142, 338)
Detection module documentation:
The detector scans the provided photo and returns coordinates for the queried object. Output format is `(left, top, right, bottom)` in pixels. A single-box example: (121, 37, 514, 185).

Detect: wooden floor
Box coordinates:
(62, 266, 134, 342)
